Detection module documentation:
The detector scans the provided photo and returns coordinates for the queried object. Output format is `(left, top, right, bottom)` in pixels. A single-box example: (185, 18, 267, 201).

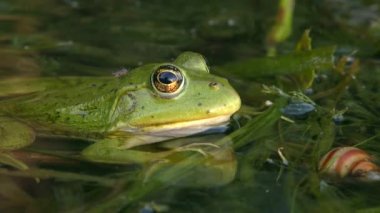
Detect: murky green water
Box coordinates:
(1, 0, 380, 212)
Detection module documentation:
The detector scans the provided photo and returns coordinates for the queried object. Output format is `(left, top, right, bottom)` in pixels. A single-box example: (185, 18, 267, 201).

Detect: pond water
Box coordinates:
(1, 0, 380, 212)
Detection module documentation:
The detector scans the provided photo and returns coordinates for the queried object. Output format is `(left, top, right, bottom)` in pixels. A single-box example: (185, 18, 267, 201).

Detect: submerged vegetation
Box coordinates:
(0, 0, 380, 212)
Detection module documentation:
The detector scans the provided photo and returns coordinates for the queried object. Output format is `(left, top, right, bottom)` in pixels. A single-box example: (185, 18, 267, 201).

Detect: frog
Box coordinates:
(0, 52, 241, 165)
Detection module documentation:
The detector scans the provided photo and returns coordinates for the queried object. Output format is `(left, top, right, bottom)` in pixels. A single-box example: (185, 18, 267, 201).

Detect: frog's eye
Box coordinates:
(151, 65, 185, 98)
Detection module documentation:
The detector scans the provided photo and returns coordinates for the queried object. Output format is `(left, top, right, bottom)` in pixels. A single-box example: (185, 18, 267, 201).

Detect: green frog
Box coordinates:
(0, 52, 241, 164)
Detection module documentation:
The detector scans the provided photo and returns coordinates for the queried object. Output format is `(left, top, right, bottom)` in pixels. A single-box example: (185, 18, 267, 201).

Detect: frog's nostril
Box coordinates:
(208, 82, 219, 90)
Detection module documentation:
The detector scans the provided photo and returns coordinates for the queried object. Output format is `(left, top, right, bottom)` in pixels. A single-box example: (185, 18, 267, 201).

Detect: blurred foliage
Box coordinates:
(265, 0, 294, 56)
(0, 0, 380, 212)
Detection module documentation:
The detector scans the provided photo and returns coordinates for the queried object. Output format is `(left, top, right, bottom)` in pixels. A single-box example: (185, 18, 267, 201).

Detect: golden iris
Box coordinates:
(151, 65, 184, 97)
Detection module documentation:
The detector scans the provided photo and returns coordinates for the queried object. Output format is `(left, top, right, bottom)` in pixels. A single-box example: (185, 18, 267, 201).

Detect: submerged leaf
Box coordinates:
(217, 46, 335, 79)
(290, 29, 315, 89)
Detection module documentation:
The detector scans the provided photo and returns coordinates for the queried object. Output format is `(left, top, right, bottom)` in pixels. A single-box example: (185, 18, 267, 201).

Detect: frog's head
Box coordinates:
(112, 52, 241, 137)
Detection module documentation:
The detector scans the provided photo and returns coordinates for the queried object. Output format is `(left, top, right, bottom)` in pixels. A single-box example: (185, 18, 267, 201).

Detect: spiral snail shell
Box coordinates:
(318, 147, 380, 179)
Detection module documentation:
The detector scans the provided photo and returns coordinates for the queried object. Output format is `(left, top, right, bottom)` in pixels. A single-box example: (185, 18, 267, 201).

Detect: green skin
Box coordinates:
(0, 52, 241, 164)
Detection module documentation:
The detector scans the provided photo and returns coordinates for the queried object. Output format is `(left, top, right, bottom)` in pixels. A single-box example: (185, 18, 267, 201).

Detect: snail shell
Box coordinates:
(319, 147, 379, 178)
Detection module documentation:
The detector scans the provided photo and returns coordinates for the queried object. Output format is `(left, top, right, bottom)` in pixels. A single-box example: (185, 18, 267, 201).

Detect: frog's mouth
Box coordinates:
(143, 115, 231, 136)
(120, 114, 232, 137)
(112, 115, 232, 149)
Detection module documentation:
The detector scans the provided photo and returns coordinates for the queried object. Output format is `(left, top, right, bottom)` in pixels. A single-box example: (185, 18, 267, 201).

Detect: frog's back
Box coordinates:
(0, 77, 120, 134)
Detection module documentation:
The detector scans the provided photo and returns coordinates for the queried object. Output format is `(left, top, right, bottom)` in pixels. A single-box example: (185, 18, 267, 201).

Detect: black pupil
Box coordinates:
(159, 71, 177, 84)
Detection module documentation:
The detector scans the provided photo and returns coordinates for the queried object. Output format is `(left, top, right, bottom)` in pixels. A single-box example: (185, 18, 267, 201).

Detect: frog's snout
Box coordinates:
(205, 79, 241, 116)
